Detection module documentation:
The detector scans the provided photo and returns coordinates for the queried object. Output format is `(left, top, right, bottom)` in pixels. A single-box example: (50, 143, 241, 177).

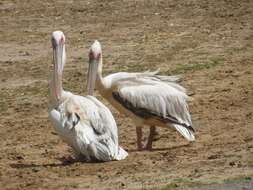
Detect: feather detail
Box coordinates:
(49, 93, 128, 161)
(107, 73, 195, 141)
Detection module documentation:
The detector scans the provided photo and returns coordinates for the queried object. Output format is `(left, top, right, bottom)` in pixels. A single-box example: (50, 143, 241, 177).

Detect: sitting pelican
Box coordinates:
(86, 40, 195, 150)
(48, 31, 128, 161)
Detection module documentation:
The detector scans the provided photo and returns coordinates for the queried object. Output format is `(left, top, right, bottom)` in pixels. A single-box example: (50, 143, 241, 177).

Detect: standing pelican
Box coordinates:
(48, 31, 128, 161)
(86, 40, 195, 150)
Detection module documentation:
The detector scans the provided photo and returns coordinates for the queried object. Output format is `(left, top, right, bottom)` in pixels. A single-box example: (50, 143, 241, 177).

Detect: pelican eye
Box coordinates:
(51, 37, 57, 48)
(89, 51, 100, 61)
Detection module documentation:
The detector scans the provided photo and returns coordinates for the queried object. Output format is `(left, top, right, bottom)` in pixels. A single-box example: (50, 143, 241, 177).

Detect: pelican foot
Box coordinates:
(137, 143, 145, 151)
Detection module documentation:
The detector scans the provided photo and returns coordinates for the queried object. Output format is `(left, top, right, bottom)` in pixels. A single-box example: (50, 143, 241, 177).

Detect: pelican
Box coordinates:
(86, 40, 195, 150)
(48, 31, 128, 161)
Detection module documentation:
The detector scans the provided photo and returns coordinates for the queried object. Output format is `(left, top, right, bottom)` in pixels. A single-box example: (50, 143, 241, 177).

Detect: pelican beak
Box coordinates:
(53, 44, 63, 73)
(86, 59, 98, 96)
(52, 40, 64, 100)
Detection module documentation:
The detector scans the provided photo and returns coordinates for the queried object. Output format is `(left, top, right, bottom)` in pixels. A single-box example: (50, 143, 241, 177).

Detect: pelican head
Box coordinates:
(51, 31, 66, 102)
(52, 31, 65, 47)
(52, 31, 66, 68)
(87, 40, 102, 95)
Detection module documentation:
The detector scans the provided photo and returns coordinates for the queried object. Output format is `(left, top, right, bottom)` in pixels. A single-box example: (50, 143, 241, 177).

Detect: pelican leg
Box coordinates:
(145, 126, 156, 150)
(153, 127, 160, 141)
(136, 127, 143, 151)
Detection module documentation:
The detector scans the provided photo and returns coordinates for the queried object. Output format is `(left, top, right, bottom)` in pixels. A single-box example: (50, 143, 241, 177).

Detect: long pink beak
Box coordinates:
(52, 41, 64, 101)
(86, 59, 98, 96)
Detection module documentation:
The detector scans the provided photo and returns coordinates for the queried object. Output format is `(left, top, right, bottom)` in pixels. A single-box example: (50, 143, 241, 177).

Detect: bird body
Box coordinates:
(48, 31, 127, 161)
(97, 71, 194, 140)
(49, 92, 127, 161)
(87, 40, 195, 150)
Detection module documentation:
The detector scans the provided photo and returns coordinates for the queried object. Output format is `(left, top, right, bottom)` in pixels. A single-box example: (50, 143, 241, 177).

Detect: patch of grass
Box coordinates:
(170, 58, 223, 74)
(224, 175, 253, 183)
(143, 182, 179, 190)
(142, 179, 203, 190)
(159, 182, 179, 190)
(0, 101, 8, 113)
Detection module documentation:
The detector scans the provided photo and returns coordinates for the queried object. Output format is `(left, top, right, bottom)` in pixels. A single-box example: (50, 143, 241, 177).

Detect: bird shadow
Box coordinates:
(9, 156, 102, 169)
(127, 143, 192, 152)
(10, 158, 75, 169)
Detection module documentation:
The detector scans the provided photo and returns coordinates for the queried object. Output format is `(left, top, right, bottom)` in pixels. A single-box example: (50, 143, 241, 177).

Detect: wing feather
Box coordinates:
(84, 95, 118, 142)
(49, 94, 127, 161)
(73, 95, 127, 160)
(112, 77, 193, 130)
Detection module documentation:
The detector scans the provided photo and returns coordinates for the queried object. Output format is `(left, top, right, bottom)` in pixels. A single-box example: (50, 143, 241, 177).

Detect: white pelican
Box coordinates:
(48, 31, 128, 161)
(86, 40, 195, 150)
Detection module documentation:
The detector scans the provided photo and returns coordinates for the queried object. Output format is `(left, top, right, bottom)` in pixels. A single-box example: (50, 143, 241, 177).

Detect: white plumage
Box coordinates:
(49, 94, 127, 161)
(48, 31, 127, 161)
(105, 72, 195, 141)
(86, 40, 195, 150)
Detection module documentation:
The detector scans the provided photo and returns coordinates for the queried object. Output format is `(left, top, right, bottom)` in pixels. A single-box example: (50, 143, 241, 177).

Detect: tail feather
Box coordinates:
(143, 68, 160, 75)
(173, 124, 195, 141)
(155, 75, 182, 83)
(115, 147, 128, 160)
(142, 69, 182, 83)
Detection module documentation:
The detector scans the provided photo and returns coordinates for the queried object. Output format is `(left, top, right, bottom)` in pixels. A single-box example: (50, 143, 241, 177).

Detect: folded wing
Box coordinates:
(112, 77, 195, 141)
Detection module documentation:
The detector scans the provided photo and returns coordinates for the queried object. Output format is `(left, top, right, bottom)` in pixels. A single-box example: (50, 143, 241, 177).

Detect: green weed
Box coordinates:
(170, 58, 223, 74)
(142, 182, 179, 190)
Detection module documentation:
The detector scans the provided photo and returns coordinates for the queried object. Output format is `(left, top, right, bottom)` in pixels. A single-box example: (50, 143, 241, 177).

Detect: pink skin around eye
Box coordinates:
(89, 51, 100, 60)
(89, 51, 94, 59)
(52, 36, 64, 48)
(60, 36, 65, 44)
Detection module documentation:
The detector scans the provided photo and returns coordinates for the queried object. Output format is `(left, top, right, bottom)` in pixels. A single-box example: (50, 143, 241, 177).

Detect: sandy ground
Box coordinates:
(0, 0, 253, 189)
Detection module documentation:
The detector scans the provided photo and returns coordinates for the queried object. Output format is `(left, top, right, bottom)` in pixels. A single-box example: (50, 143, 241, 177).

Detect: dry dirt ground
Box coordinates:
(0, 0, 253, 189)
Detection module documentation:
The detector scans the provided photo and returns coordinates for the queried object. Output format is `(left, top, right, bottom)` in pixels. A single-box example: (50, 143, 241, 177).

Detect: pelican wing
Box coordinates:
(140, 69, 183, 83)
(48, 107, 80, 153)
(72, 95, 127, 161)
(84, 95, 118, 143)
(49, 94, 127, 161)
(112, 77, 195, 140)
(107, 71, 186, 93)
(136, 71, 186, 93)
